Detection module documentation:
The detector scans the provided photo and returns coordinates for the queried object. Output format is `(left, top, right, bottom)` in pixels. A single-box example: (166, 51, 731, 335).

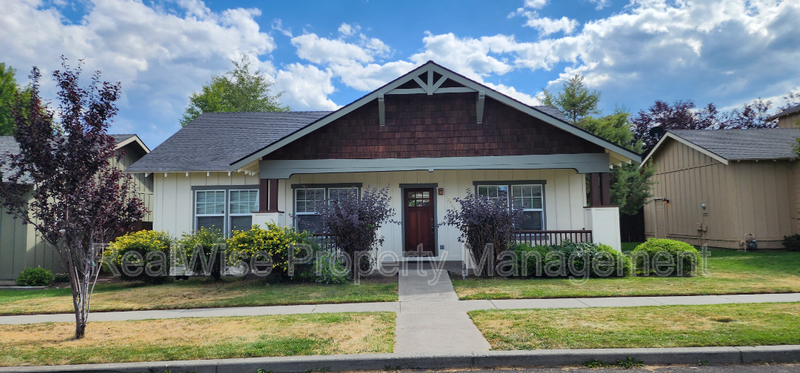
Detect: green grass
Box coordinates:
(0, 277, 397, 315)
(0, 312, 395, 366)
(469, 302, 800, 350)
(453, 248, 800, 300)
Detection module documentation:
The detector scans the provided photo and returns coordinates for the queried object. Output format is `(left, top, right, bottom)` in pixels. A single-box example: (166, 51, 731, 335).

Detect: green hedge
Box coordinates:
(105, 230, 173, 284)
(511, 241, 631, 278)
(632, 238, 702, 276)
(15, 267, 54, 286)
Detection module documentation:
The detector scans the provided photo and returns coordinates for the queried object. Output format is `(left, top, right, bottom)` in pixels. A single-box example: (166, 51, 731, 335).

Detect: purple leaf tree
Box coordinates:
(0, 58, 145, 339)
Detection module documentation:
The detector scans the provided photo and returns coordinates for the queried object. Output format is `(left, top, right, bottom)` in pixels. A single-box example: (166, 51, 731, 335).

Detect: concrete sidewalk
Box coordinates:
(1, 292, 799, 325)
(0, 292, 800, 324)
(394, 265, 491, 353)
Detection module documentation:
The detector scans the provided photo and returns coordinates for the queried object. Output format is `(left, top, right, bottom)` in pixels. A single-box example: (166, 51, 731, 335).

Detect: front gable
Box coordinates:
(265, 93, 604, 161)
(230, 61, 641, 170)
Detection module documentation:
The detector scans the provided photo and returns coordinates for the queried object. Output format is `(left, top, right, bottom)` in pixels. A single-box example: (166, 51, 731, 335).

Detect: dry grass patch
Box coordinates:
(469, 302, 800, 350)
(0, 312, 395, 366)
(0, 277, 398, 315)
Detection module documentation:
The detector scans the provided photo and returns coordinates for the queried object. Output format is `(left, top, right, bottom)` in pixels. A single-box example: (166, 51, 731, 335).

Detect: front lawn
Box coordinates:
(0, 277, 397, 316)
(453, 248, 800, 299)
(0, 312, 394, 366)
(469, 302, 800, 350)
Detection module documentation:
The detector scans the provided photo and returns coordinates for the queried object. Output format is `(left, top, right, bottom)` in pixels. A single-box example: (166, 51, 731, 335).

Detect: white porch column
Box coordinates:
(584, 207, 622, 251)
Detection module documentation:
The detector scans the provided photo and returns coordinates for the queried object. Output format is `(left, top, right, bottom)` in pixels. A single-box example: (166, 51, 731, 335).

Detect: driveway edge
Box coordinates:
(1, 346, 798, 373)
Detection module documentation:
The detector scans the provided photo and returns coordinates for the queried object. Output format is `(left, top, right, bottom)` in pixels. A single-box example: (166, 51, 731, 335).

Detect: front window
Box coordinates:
(194, 189, 258, 235)
(293, 185, 360, 233)
(477, 183, 545, 230)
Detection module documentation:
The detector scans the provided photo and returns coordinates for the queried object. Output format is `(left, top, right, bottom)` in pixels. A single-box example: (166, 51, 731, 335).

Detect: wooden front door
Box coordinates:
(404, 188, 435, 256)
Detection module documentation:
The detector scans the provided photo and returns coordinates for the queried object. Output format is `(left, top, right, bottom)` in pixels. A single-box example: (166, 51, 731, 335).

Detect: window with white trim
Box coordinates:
(294, 186, 360, 233)
(476, 183, 545, 230)
(229, 190, 259, 232)
(194, 189, 259, 235)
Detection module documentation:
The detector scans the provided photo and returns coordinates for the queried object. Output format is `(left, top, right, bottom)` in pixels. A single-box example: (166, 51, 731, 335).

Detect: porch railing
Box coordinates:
(514, 230, 593, 246)
(311, 233, 336, 251)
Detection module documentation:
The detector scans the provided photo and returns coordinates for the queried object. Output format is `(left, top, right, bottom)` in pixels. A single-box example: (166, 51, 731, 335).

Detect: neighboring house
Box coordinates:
(767, 103, 800, 129)
(0, 134, 153, 280)
(641, 128, 800, 249)
(127, 61, 640, 266)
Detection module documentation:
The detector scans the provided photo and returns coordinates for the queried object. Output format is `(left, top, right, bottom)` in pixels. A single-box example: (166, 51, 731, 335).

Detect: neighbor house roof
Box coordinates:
(1, 134, 148, 183)
(641, 128, 800, 166)
(126, 112, 331, 173)
(766, 103, 800, 121)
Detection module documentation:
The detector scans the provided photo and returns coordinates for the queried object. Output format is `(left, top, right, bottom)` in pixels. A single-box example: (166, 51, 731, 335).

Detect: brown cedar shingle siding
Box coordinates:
(266, 93, 604, 160)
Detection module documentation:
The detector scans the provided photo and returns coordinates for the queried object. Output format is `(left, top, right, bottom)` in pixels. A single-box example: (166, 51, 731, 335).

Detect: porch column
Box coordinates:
(258, 179, 281, 213)
(590, 172, 612, 207)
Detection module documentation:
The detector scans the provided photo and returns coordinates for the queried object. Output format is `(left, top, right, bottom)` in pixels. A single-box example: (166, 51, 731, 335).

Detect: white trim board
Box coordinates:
(259, 153, 611, 179)
(230, 61, 641, 171)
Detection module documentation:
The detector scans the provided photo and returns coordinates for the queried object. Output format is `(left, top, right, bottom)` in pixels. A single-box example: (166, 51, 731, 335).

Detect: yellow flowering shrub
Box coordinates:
(226, 223, 312, 277)
(104, 230, 172, 283)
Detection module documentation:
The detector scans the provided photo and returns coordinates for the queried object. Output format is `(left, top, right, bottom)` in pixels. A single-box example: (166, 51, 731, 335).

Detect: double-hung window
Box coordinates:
(194, 188, 258, 235)
(293, 184, 361, 233)
(476, 182, 545, 230)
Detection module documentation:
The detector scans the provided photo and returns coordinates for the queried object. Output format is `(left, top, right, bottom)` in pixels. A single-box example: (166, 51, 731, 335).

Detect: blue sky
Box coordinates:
(2, 0, 799, 148)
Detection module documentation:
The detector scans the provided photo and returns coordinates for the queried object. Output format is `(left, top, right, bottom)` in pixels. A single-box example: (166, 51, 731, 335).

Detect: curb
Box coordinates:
(1, 345, 799, 373)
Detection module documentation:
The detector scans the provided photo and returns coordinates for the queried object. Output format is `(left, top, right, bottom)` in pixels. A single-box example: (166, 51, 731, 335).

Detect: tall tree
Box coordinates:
(541, 74, 601, 125)
(0, 59, 145, 339)
(181, 54, 289, 126)
(582, 110, 655, 215)
(0, 63, 25, 136)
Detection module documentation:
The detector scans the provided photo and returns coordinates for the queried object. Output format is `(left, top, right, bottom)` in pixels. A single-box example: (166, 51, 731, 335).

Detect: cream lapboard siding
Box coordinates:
(152, 172, 261, 236)
(153, 168, 587, 262)
(282, 169, 586, 261)
(0, 204, 62, 280)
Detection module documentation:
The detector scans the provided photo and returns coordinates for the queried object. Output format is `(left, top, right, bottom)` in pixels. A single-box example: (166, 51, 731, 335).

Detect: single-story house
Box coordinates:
(127, 61, 641, 266)
(0, 134, 153, 280)
(767, 103, 800, 129)
(641, 127, 800, 249)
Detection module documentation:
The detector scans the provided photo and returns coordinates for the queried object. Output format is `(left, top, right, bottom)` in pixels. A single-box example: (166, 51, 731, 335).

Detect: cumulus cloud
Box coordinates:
(510, 0, 579, 37)
(0, 0, 275, 146)
(273, 63, 338, 110)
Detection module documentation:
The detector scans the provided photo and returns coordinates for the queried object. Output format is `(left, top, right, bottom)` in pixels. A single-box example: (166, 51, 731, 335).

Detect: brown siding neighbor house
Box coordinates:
(641, 128, 800, 249)
(0, 135, 153, 280)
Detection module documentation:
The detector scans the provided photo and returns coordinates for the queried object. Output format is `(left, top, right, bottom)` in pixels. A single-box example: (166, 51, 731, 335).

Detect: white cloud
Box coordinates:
(524, 0, 548, 9)
(0, 0, 275, 146)
(588, 0, 610, 10)
(273, 63, 338, 110)
(271, 18, 292, 37)
(338, 22, 358, 37)
(523, 15, 580, 36)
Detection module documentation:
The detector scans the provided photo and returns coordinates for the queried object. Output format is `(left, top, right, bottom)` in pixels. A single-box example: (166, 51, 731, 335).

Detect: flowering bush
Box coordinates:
(226, 223, 312, 279)
(313, 251, 349, 284)
(105, 230, 172, 283)
(177, 227, 226, 280)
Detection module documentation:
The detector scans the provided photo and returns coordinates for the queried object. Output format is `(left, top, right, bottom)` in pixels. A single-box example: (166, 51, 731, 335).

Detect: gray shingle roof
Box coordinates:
(127, 112, 332, 173)
(532, 105, 569, 122)
(668, 128, 800, 161)
(767, 104, 800, 121)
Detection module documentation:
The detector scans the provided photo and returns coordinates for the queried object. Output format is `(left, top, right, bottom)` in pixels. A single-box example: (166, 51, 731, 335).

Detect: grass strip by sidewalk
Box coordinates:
(0, 312, 395, 366)
(469, 302, 800, 350)
(453, 249, 800, 300)
(0, 278, 397, 316)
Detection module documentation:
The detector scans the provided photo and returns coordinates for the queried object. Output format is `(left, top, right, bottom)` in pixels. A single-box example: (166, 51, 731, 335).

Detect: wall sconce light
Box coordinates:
(438, 188, 444, 195)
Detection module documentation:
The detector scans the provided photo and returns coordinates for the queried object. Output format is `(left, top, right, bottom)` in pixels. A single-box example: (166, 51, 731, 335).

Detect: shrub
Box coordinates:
(226, 223, 313, 279)
(511, 241, 631, 278)
(53, 273, 70, 283)
(106, 230, 173, 283)
(315, 186, 396, 277)
(313, 251, 349, 284)
(177, 227, 226, 280)
(16, 267, 54, 286)
(442, 190, 524, 277)
(782, 234, 800, 251)
(632, 238, 702, 276)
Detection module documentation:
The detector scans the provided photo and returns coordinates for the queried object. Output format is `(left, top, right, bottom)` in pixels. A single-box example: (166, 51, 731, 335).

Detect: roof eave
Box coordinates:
(639, 132, 729, 169)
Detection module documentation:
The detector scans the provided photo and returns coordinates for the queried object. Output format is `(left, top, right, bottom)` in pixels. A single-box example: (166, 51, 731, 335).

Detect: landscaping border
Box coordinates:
(1, 345, 798, 373)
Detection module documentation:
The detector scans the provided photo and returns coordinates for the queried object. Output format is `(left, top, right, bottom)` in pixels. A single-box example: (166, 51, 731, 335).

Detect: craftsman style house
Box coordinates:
(127, 61, 640, 264)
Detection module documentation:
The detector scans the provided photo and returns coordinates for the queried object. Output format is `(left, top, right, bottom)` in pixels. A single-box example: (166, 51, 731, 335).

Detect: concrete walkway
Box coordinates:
(2, 291, 799, 325)
(394, 265, 491, 353)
